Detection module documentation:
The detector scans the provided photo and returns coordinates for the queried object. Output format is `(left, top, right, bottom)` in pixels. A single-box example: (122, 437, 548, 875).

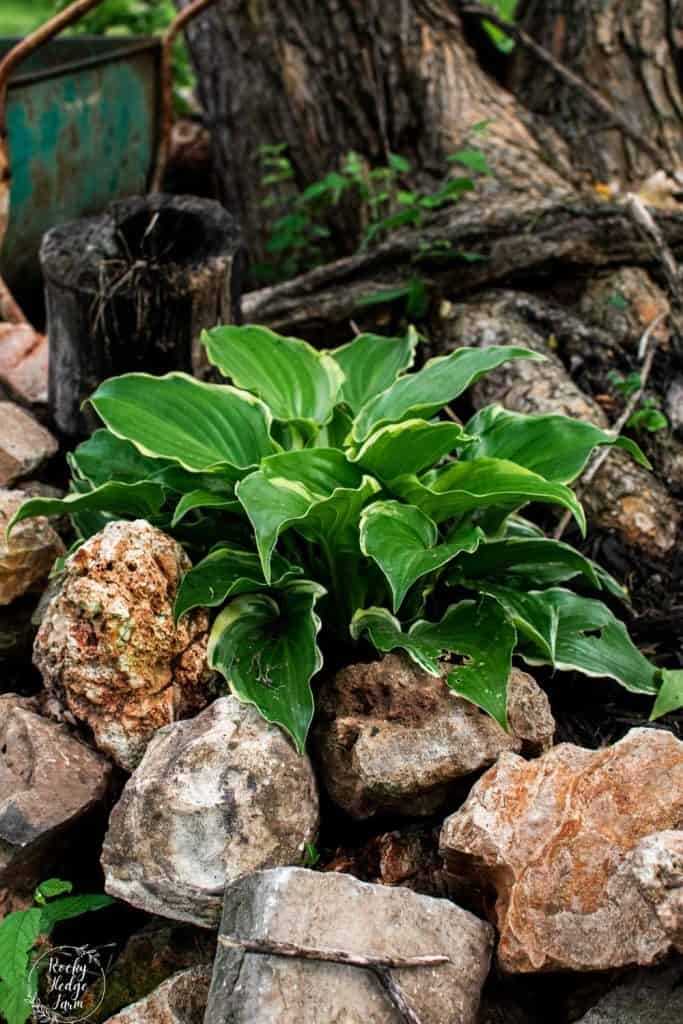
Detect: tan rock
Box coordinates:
(313, 653, 553, 819)
(103, 967, 211, 1024)
(0, 323, 48, 405)
(0, 401, 57, 485)
(0, 488, 65, 605)
(440, 728, 683, 972)
(34, 520, 215, 771)
(630, 831, 683, 950)
(0, 694, 111, 910)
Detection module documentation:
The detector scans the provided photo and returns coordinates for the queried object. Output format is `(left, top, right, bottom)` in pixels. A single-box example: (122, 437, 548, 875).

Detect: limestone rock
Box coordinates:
(630, 831, 683, 949)
(0, 401, 57, 485)
(101, 697, 319, 929)
(206, 867, 493, 1024)
(575, 963, 683, 1024)
(440, 728, 683, 972)
(33, 520, 215, 770)
(0, 323, 49, 405)
(0, 488, 65, 605)
(313, 653, 553, 819)
(104, 967, 211, 1024)
(0, 694, 111, 910)
(84, 923, 215, 1024)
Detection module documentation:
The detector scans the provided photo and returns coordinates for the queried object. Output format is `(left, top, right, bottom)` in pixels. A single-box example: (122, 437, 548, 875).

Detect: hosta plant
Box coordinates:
(12, 325, 683, 750)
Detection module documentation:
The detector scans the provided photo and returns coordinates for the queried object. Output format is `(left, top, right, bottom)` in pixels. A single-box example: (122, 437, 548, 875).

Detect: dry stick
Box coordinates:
(458, 4, 680, 184)
(623, 193, 683, 344)
(553, 312, 666, 541)
(218, 935, 448, 1024)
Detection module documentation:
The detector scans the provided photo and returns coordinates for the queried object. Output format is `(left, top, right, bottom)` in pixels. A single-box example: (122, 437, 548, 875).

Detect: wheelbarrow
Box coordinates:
(0, 0, 219, 324)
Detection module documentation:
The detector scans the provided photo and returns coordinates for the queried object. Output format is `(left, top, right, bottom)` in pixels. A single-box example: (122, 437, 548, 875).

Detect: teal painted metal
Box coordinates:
(0, 36, 161, 298)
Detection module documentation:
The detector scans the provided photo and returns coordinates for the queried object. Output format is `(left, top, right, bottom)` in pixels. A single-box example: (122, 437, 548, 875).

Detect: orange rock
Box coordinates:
(440, 729, 683, 973)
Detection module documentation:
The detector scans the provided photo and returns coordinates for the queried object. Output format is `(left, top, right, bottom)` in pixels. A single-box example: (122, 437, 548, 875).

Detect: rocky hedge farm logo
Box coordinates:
(27, 946, 106, 1024)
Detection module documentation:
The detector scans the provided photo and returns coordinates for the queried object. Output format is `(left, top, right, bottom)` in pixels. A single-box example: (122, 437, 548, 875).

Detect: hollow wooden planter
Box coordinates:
(41, 193, 243, 437)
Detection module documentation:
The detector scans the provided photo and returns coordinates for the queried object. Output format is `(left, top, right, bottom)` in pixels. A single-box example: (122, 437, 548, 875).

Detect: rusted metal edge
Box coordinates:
(150, 0, 221, 193)
(0, 0, 108, 323)
(3, 36, 161, 90)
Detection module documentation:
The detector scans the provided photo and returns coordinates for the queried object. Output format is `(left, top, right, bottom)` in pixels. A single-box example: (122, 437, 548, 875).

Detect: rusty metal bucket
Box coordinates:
(0, 0, 218, 324)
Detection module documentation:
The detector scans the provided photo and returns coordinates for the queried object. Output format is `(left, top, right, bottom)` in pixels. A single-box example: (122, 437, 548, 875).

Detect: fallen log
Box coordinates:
(441, 290, 681, 558)
(242, 199, 683, 337)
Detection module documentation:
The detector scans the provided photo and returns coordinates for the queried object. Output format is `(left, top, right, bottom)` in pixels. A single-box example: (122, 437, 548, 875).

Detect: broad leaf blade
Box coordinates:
(202, 324, 344, 431)
(90, 372, 276, 474)
(448, 537, 602, 591)
(8, 481, 167, 536)
(360, 501, 483, 611)
(37, 894, 114, 931)
(208, 581, 326, 751)
(489, 586, 658, 694)
(174, 546, 301, 621)
(71, 430, 165, 486)
(350, 607, 442, 675)
(464, 405, 649, 482)
(171, 491, 239, 527)
(392, 458, 586, 533)
(650, 669, 683, 720)
(33, 879, 72, 906)
(329, 328, 418, 413)
(351, 419, 473, 480)
(351, 345, 542, 441)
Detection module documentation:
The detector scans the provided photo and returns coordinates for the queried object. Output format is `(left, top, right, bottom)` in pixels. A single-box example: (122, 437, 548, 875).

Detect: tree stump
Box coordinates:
(41, 193, 243, 437)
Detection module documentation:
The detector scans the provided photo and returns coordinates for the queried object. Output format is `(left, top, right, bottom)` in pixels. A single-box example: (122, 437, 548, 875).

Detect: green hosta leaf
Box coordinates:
(487, 586, 658, 693)
(351, 597, 516, 728)
(175, 546, 301, 621)
(71, 429, 165, 486)
(236, 449, 379, 581)
(392, 458, 586, 533)
(208, 581, 326, 752)
(329, 328, 418, 413)
(505, 515, 546, 538)
(316, 406, 354, 449)
(8, 481, 166, 536)
(90, 372, 276, 474)
(360, 501, 483, 611)
(33, 879, 72, 906)
(350, 419, 473, 480)
(449, 537, 602, 590)
(351, 345, 542, 441)
(464, 405, 649, 482)
(202, 324, 344, 432)
(171, 491, 240, 527)
(650, 669, 683, 720)
(448, 149, 491, 175)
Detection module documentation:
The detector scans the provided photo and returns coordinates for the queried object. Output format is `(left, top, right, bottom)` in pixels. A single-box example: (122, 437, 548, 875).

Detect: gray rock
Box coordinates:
(206, 867, 493, 1024)
(576, 963, 683, 1023)
(101, 698, 319, 929)
(0, 695, 111, 914)
(313, 653, 553, 819)
(0, 488, 65, 606)
(104, 967, 211, 1024)
(0, 401, 57, 485)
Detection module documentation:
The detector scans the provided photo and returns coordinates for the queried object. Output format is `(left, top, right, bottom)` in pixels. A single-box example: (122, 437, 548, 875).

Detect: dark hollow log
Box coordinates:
(41, 193, 243, 438)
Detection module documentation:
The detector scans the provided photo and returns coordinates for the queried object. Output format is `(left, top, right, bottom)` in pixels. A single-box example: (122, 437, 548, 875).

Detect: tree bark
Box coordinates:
(509, 0, 683, 186)
(242, 198, 683, 338)
(41, 194, 243, 437)
(178, 0, 572, 261)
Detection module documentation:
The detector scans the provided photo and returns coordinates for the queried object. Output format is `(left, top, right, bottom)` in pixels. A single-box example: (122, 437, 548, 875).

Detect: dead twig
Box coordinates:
(623, 193, 683, 346)
(218, 934, 448, 1024)
(459, 4, 680, 185)
(553, 312, 666, 540)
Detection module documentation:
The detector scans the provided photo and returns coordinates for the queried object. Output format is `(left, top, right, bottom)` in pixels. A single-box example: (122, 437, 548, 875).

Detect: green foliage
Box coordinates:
(12, 325, 682, 751)
(0, 880, 113, 1024)
(607, 371, 669, 433)
(54, 0, 194, 112)
(480, 0, 518, 53)
(255, 144, 490, 284)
